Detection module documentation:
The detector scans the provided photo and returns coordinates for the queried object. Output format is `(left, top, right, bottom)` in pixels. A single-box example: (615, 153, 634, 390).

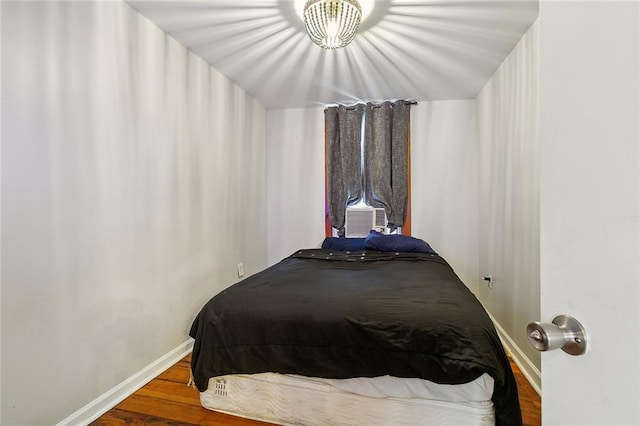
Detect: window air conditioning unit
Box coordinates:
(345, 207, 387, 238)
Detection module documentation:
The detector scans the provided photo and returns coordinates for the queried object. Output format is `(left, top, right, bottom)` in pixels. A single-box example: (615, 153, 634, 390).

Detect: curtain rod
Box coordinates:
(324, 100, 417, 111)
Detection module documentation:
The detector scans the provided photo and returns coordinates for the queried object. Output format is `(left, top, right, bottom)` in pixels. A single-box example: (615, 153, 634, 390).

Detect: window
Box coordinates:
(324, 100, 414, 237)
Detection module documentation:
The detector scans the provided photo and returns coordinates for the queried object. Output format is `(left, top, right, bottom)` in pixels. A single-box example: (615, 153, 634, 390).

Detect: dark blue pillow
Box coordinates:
(364, 230, 436, 254)
(321, 237, 366, 251)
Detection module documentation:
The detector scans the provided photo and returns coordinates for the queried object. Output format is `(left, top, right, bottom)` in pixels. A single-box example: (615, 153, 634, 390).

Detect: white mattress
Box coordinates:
(200, 373, 495, 426)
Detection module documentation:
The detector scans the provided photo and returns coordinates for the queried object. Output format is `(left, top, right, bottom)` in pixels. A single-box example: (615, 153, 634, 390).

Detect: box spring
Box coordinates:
(200, 373, 495, 426)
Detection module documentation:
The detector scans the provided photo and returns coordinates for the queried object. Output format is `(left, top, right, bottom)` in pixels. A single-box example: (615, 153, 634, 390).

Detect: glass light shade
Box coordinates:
(303, 0, 362, 49)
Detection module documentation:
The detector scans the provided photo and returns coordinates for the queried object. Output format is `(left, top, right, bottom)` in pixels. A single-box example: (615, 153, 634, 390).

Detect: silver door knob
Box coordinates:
(526, 314, 587, 355)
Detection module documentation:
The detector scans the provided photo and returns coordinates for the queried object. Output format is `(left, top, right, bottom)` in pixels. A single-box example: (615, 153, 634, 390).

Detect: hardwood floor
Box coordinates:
(92, 354, 541, 425)
(91, 355, 271, 426)
(510, 357, 542, 426)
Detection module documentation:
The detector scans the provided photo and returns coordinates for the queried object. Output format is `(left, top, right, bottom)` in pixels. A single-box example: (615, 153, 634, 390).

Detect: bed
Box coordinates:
(189, 235, 522, 426)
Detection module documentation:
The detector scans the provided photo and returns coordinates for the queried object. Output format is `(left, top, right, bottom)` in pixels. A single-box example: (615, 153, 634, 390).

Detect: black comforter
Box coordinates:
(189, 249, 522, 425)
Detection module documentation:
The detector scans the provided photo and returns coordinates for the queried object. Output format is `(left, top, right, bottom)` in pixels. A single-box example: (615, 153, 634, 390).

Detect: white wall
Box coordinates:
(1, 2, 267, 424)
(0, 3, 3, 422)
(266, 108, 326, 265)
(266, 102, 480, 293)
(411, 101, 480, 294)
(476, 21, 540, 372)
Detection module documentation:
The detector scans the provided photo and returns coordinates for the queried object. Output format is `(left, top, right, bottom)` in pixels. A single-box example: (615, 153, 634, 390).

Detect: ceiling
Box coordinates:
(126, 0, 539, 109)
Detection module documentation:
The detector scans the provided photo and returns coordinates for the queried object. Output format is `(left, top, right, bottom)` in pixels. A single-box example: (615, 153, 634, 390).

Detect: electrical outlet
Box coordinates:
(483, 275, 493, 289)
(237, 263, 244, 278)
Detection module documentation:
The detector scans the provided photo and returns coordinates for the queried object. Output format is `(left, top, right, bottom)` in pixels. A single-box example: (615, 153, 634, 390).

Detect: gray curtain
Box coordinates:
(326, 104, 365, 236)
(364, 100, 411, 230)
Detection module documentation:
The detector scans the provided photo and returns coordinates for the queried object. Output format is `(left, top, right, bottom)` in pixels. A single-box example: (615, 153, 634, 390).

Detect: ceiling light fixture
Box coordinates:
(303, 0, 362, 49)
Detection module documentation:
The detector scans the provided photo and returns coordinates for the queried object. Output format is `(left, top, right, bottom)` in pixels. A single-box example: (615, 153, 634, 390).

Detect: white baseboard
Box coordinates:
(56, 339, 194, 426)
(487, 312, 541, 395)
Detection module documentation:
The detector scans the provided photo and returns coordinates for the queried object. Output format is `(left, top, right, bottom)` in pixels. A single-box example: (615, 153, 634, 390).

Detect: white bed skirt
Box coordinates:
(200, 373, 496, 426)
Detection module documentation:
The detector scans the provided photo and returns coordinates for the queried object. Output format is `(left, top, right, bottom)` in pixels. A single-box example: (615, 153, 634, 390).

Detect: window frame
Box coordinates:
(324, 115, 412, 237)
